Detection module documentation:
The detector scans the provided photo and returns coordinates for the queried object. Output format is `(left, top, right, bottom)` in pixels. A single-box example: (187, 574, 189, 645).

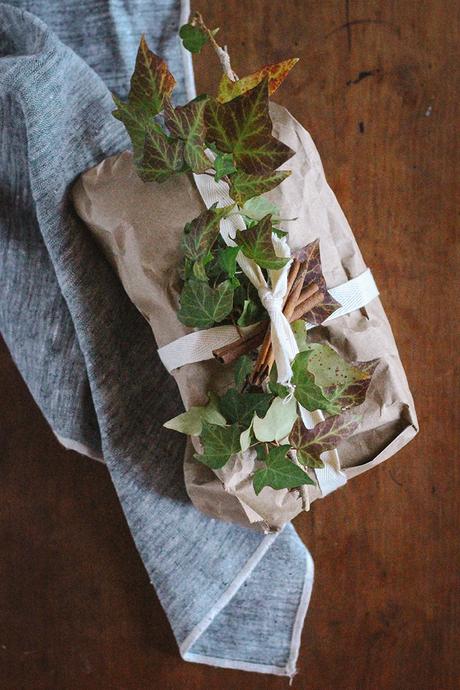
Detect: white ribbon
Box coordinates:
(192, 170, 299, 384)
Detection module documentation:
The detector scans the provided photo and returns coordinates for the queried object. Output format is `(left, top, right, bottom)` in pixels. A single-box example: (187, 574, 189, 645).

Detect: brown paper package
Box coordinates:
(72, 103, 418, 532)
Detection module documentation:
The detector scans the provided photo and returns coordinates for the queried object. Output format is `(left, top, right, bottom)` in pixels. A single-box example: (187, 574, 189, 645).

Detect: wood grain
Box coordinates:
(1, 1, 459, 688)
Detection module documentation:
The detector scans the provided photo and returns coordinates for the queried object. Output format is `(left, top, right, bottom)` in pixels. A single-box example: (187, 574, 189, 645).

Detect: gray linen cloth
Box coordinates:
(0, 1, 312, 676)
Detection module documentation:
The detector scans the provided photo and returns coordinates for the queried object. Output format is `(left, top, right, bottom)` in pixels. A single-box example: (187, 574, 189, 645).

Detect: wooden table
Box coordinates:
(1, 1, 458, 688)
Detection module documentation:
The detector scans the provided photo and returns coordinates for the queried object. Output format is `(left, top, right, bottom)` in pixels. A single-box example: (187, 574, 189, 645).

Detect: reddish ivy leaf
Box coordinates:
(139, 126, 184, 182)
(113, 35, 176, 159)
(182, 204, 229, 261)
(235, 214, 289, 270)
(289, 415, 360, 469)
(164, 97, 210, 173)
(293, 239, 341, 324)
(229, 169, 291, 205)
(217, 58, 299, 103)
(205, 79, 294, 175)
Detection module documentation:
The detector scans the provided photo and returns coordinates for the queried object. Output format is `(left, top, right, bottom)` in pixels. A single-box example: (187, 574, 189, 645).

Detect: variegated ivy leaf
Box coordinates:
(235, 214, 289, 270)
(229, 169, 291, 205)
(217, 58, 299, 103)
(182, 204, 229, 262)
(219, 388, 273, 429)
(293, 347, 378, 414)
(139, 126, 184, 182)
(253, 396, 298, 442)
(164, 97, 211, 173)
(292, 351, 339, 414)
(205, 79, 294, 175)
(292, 239, 341, 324)
(163, 395, 226, 436)
(253, 444, 314, 495)
(289, 415, 360, 469)
(291, 319, 309, 352)
(304, 343, 379, 411)
(195, 421, 241, 469)
(178, 279, 234, 328)
(113, 35, 176, 159)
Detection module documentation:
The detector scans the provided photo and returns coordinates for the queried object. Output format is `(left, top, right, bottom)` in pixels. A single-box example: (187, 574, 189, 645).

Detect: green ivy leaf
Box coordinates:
(164, 97, 211, 173)
(113, 35, 176, 159)
(182, 204, 228, 262)
(138, 126, 185, 182)
(268, 365, 290, 398)
(253, 444, 314, 495)
(237, 299, 263, 327)
(234, 354, 253, 390)
(289, 415, 360, 468)
(241, 196, 281, 221)
(179, 23, 209, 53)
(235, 214, 289, 270)
(292, 351, 337, 413)
(205, 79, 294, 175)
(195, 421, 241, 469)
(178, 279, 234, 328)
(252, 396, 298, 442)
(164, 395, 226, 435)
(214, 151, 237, 181)
(229, 170, 291, 205)
(219, 388, 273, 428)
(291, 320, 309, 352)
(217, 245, 240, 279)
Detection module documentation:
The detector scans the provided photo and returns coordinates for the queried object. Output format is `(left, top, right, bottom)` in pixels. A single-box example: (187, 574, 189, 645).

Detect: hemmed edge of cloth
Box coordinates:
(179, 534, 314, 677)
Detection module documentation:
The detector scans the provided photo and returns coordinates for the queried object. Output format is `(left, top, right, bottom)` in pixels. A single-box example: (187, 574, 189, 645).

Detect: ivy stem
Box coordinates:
(191, 11, 239, 82)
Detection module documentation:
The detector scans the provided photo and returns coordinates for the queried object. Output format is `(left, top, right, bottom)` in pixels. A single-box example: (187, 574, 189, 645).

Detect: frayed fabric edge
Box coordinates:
(180, 532, 314, 678)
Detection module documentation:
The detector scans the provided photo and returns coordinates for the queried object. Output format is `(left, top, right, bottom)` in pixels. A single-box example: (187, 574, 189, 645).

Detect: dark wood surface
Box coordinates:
(1, 1, 458, 688)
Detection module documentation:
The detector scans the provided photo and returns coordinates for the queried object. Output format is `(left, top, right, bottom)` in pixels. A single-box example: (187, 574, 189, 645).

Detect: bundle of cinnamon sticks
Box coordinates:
(213, 258, 324, 384)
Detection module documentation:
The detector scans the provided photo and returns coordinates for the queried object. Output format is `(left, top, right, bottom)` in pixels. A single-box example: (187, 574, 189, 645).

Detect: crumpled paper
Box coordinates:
(72, 103, 418, 531)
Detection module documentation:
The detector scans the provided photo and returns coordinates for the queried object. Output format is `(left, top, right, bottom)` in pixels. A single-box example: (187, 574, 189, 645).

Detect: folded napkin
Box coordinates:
(0, 1, 313, 676)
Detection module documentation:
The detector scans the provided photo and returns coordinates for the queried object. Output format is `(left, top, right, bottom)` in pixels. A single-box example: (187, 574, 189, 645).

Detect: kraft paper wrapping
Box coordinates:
(72, 103, 418, 531)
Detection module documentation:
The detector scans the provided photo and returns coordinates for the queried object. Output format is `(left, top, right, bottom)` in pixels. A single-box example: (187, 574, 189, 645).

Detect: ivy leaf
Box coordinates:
(164, 395, 226, 436)
(182, 204, 228, 262)
(113, 35, 176, 159)
(241, 196, 281, 221)
(253, 444, 314, 495)
(205, 79, 295, 175)
(290, 415, 360, 468)
(219, 388, 273, 428)
(178, 279, 234, 328)
(217, 58, 299, 103)
(229, 169, 291, 205)
(305, 344, 379, 412)
(214, 151, 237, 181)
(195, 421, 241, 469)
(138, 126, 185, 182)
(292, 351, 338, 413)
(235, 214, 289, 270)
(253, 396, 298, 442)
(234, 354, 253, 389)
(237, 298, 264, 327)
(291, 319, 309, 352)
(268, 365, 290, 398)
(240, 425, 253, 453)
(217, 245, 240, 279)
(179, 23, 209, 53)
(164, 97, 210, 173)
(293, 240, 341, 324)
